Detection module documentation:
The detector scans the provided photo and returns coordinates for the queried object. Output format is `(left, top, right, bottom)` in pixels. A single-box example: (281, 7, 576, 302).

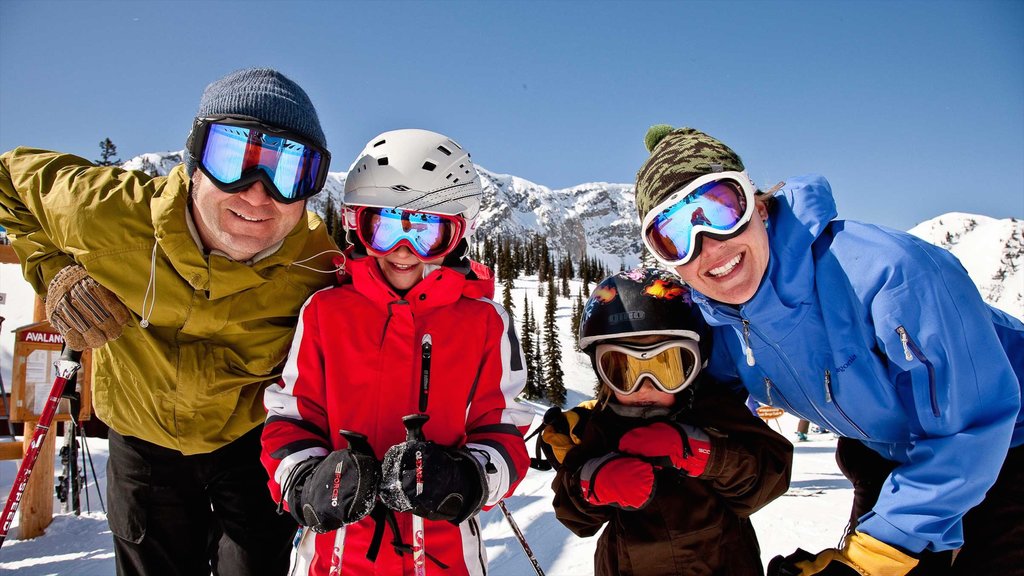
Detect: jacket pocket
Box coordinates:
(895, 325, 940, 418)
(823, 368, 869, 438)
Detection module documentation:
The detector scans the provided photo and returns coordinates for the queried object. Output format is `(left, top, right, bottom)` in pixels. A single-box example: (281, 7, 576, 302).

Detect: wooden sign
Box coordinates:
(9, 321, 92, 423)
(756, 406, 785, 420)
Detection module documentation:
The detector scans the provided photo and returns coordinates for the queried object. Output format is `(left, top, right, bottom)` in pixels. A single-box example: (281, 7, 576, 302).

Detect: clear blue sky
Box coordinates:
(1, 0, 1021, 230)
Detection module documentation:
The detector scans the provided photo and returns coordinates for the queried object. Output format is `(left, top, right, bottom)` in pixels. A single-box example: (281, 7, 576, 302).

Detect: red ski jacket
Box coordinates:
(261, 255, 532, 575)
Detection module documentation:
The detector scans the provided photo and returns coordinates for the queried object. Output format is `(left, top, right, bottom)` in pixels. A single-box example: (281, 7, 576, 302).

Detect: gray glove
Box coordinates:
(45, 264, 131, 350)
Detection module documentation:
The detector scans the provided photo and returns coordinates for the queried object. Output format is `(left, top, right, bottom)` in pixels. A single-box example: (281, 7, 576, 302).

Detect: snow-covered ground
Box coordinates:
(0, 274, 852, 575)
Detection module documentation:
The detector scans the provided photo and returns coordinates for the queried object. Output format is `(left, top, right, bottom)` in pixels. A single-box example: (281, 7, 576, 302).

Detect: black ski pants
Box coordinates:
(106, 426, 297, 576)
(836, 437, 1024, 576)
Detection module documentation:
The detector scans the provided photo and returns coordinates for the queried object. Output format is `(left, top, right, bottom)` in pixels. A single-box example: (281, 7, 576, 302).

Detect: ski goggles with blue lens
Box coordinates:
(187, 115, 331, 204)
(641, 171, 757, 267)
(350, 206, 465, 261)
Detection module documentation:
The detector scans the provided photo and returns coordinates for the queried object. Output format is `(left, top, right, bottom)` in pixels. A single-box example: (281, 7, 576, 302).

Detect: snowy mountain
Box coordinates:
(908, 213, 1023, 319)
(123, 151, 645, 270)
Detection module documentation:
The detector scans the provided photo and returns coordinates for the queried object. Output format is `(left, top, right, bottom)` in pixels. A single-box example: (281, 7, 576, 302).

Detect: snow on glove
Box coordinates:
(766, 532, 919, 576)
(578, 453, 656, 510)
(380, 440, 487, 524)
(619, 421, 712, 477)
(285, 448, 381, 533)
(46, 264, 131, 350)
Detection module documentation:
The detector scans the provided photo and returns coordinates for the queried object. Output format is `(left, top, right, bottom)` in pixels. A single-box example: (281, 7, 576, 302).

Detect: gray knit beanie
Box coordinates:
(634, 125, 745, 222)
(185, 67, 326, 176)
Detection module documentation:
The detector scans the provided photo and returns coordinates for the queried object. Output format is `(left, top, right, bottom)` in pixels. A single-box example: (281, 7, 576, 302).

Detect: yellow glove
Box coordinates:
(769, 532, 919, 576)
(46, 264, 131, 350)
(538, 401, 596, 468)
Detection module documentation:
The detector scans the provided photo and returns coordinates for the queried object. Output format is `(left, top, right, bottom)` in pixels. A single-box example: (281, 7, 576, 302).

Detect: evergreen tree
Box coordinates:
(520, 296, 543, 399)
(96, 138, 120, 166)
(538, 240, 551, 283)
(502, 278, 515, 316)
(543, 273, 566, 406)
(570, 287, 586, 350)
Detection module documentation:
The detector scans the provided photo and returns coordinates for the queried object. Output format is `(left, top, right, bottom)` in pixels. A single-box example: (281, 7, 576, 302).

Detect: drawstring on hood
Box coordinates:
(140, 241, 159, 328)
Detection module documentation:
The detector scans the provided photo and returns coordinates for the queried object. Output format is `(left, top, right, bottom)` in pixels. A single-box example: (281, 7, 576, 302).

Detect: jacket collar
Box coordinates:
(347, 253, 496, 309)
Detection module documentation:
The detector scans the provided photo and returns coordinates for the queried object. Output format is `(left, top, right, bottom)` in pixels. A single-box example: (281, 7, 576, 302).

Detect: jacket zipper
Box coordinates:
(743, 316, 840, 432)
(895, 325, 940, 417)
(742, 320, 756, 366)
(823, 369, 868, 437)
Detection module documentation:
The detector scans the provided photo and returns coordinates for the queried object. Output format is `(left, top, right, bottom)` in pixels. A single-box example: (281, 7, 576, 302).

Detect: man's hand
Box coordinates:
(578, 453, 656, 510)
(284, 447, 381, 533)
(380, 440, 487, 524)
(46, 264, 130, 350)
(618, 421, 712, 477)
(767, 532, 920, 576)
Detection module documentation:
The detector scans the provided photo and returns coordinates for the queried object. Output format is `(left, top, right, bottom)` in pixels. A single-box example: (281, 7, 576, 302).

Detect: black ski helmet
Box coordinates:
(578, 268, 711, 364)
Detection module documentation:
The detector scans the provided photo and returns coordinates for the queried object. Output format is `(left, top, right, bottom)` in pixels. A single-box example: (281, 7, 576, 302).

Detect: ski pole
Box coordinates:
(0, 345, 82, 547)
(497, 500, 546, 576)
(402, 413, 430, 576)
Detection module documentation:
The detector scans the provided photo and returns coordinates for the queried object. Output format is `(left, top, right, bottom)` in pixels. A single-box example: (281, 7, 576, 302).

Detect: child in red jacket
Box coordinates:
(545, 269, 793, 576)
(261, 129, 532, 575)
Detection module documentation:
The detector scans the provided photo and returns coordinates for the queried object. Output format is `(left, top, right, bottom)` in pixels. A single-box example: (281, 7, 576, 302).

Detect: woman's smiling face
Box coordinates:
(673, 201, 770, 305)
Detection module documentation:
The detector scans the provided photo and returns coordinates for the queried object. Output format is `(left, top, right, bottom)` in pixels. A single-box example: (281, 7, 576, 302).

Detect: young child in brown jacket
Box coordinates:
(543, 269, 793, 576)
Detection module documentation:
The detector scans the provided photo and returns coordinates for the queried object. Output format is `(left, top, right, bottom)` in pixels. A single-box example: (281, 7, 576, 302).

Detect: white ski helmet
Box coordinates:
(343, 129, 483, 235)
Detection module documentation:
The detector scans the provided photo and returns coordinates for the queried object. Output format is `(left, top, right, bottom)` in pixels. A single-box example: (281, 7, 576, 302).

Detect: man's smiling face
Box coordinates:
(190, 172, 305, 261)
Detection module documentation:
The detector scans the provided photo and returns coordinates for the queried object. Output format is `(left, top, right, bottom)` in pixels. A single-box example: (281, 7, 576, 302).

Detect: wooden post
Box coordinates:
(18, 420, 55, 538)
(1, 243, 56, 539)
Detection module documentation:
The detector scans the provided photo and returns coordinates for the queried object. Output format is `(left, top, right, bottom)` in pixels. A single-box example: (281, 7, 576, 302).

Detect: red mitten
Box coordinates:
(578, 453, 656, 510)
(619, 422, 712, 477)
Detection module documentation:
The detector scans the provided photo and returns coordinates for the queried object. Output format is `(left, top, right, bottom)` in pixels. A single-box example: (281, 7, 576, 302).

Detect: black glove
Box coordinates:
(380, 440, 487, 524)
(284, 447, 380, 533)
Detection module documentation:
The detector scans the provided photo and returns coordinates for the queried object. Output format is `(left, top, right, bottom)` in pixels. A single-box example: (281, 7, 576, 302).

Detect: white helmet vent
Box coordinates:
(373, 139, 386, 147)
(437, 145, 452, 156)
(422, 161, 436, 171)
(377, 157, 388, 166)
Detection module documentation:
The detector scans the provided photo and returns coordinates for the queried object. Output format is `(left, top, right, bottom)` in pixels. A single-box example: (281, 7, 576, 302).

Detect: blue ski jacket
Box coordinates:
(698, 174, 1024, 554)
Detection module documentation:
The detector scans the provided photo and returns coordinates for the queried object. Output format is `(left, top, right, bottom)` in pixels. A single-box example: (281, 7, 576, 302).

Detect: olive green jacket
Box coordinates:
(0, 148, 338, 454)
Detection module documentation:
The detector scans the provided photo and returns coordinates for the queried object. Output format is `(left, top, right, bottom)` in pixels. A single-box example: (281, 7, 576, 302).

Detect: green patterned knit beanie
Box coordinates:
(634, 125, 745, 221)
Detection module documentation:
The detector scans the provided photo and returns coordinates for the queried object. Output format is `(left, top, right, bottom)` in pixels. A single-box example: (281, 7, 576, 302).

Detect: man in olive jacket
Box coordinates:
(0, 68, 339, 575)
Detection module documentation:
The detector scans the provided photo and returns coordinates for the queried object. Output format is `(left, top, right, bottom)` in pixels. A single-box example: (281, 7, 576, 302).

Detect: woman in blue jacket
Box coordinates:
(632, 125, 1023, 576)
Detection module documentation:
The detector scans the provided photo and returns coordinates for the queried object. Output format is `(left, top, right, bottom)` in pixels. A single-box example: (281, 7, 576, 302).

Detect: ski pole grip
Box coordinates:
(60, 344, 83, 363)
(339, 429, 374, 455)
(402, 414, 430, 443)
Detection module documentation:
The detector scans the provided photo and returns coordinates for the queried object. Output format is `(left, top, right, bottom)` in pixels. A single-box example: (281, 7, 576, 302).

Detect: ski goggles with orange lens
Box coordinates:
(641, 171, 757, 267)
(188, 115, 331, 204)
(352, 206, 465, 260)
(595, 340, 701, 395)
